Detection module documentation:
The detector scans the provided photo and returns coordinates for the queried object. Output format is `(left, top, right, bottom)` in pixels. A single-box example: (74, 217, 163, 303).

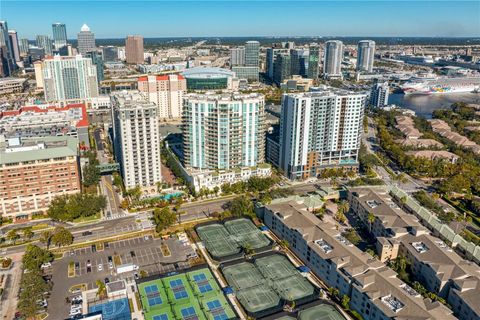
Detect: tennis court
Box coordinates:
(88, 297, 132, 320)
(188, 269, 219, 296)
(236, 285, 281, 314)
(272, 275, 316, 301)
(222, 262, 265, 291)
(172, 301, 205, 320)
(254, 254, 298, 280)
(298, 304, 345, 320)
(224, 218, 271, 250)
(201, 296, 237, 320)
(196, 224, 240, 259)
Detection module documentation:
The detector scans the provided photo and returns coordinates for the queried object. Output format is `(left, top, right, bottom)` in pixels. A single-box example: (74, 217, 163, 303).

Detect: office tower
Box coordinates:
(77, 24, 96, 56)
(85, 51, 104, 82)
(290, 49, 307, 77)
(279, 89, 366, 180)
(8, 30, 20, 62)
(245, 40, 259, 67)
(28, 47, 45, 62)
(370, 80, 389, 108)
(42, 55, 99, 104)
(19, 38, 29, 56)
(230, 47, 245, 66)
(0, 47, 9, 77)
(137, 74, 186, 119)
(357, 40, 375, 73)
(102, 46, 118, 62)
(125, 35, 144, 64)
(273, 53, 291, 85)
(52, 23, 67, 50)
(282, 41, 295, 49)
(307, 44, 320, 79)
(0, 21, 15, 75)
(36, 35, 53, 55)
(323, 40, 344, 79)
(0, 136, 81, 219)
(266, 47, 289, 81)
(112, 92, 161, 193)
(183, 93, 265, 170)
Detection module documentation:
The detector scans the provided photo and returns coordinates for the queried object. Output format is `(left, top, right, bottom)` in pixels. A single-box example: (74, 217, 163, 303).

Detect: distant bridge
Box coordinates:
(97, 163, 120, 174)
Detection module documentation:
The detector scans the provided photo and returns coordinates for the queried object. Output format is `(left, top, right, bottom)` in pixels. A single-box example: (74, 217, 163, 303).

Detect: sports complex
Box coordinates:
(195, 218, 272, 261)
(137, 267, 237, 320)
(262, 302, 346, 320)
(220, 253, 320, 318)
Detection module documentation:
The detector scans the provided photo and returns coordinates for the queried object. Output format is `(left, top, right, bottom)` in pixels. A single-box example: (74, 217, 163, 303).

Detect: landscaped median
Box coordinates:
(68, 261, 75, 278)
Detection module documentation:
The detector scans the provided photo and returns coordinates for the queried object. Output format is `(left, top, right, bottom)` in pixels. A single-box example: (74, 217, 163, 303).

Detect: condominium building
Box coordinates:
(230, 46, 245, 66)
(137, 74, 186, 119)
(0, 136, 81, 220)
(307, 43, 320, 79)
(370, 80, 389, 108)
(258, 197, 456, 320)
(357, 40, 376, 73)
(77, 24, 96, 56)
(323, 40, 344, 79)
(0, 21, 16, 76)
(111, 92, 161, 194)
(182, 92, 265, 170)
(8, 30, 20, 62)
(231, 66, 259, 82)
(41, 55, 99, 105)
(52, 23, 67, 50)
(0, 77, 26, 95)
(279, 89, 366, 180)
(125, 35, 144, 64)
(348, 186, 480, 320)
(36, 35, 53, 56)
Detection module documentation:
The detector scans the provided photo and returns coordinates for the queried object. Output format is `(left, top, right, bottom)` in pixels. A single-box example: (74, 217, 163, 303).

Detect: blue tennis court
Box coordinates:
(153, 314, 169, 320)
(88, 298, 131, 320)
(170, 279, 188, 299)
(145, 284, 163, 306)
(193, 273, 213, 293)
(207, 300, 228, 320)
(181, 306, 199, 320)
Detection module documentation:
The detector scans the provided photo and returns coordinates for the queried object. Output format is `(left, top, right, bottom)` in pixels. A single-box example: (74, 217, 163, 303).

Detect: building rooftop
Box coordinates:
(0, 135, 78, 165)
(287, 87, 366, 98)
(181, 66, 235, 78)
(184, 91, 264, 102)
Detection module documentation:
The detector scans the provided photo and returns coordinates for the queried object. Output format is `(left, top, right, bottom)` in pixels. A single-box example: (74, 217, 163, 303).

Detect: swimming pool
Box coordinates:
(88, 297, 131, 320)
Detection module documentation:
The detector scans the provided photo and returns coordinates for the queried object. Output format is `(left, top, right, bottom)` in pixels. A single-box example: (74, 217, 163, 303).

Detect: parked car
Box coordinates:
(97, 264, 103, 271)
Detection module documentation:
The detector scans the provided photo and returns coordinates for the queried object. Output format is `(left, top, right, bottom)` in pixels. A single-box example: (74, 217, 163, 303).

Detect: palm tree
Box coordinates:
(367, 212, 375, 233)
(95, 280, 107, 299)
(338, 200, 349, 215)
(39, 230, 53, 249)
(279, 240, 289, 250)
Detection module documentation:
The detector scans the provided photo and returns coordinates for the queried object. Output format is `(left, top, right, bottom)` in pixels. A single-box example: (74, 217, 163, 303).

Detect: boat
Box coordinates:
(401, 75, 480, 95)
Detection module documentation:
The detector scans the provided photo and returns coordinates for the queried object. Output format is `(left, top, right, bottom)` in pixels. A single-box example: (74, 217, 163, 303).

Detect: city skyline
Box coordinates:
(1, 1, 479, 39)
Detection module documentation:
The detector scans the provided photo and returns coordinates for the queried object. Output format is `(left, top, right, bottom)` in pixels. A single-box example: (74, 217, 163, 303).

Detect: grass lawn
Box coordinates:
(161, 243, 171, 257)
(68, 261, 75, 278)
(72, 212, 101, 224)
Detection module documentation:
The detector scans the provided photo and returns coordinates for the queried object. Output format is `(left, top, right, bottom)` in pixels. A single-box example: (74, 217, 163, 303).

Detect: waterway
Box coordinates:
(388, 92, 480, 118)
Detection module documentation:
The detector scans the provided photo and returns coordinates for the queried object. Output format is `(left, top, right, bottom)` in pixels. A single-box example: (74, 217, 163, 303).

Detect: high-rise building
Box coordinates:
(266, 47, 289, 81)
(323, 40, 344, 79)
(77, 24, 96, 56)
(0, 136, 81, 219)
(357, 40, 375, 73)
(245, 40, 260, 67)
(183, 93, 265, 170)
(8, 30, 20, 62)
(125, 35, 144, 64)
(273, 53, 291, 85)
(19, 38, 29, 56)
(41, 55, 99, 104)
(112, 92, 161, 193)
(102, 46, 118, 62)
(279, 89, 366, 180)
(231, 66, 259, 82)
(137, 74, 186, 119)
(0, 21, 15, 75)
(290, 48, 307, 77)
(230, 47, 245, 66)
(0, 47, 8, 77)
(85, 51, 104, 83)
(36, 35, 53, 55)
(52, 23, 67, 50)
(307, 43, 320, 79)
(370, 80, 389, 108)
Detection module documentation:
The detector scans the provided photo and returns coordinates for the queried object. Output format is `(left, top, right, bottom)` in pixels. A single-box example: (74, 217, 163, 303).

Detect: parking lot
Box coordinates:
(48, 235, 196, 320)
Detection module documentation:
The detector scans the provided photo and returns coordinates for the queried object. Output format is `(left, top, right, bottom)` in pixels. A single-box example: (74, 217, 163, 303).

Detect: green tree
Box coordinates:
(152, 207, 177, 234)
(18, 270, 51, 318)
(367, 212, 376, 233)
(82, 163, 101, 186)
(341, 294, 351, 310)
(279, 239, 289, 250)
(39, 230, 53, 249)
(227, 195, 255, 218)
(338, 200, 349, 215)
(6, 229, 19, 244)
(95, 280, 107, 299)
(126, 186, 142, 202)
(22, 228, 34, 241)
(51, 226, 74, 247)
(22, 245, 53, 271)
(341, 228, 361, 245)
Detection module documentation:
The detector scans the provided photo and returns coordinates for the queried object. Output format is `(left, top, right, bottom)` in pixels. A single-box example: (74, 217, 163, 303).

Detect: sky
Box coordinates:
(1, 1, 479, 39)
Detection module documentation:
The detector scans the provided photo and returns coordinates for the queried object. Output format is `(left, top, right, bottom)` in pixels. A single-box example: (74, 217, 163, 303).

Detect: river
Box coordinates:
(388, 92, 480, 118)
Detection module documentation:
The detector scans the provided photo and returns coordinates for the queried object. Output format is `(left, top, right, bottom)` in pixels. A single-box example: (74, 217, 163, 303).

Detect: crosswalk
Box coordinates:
(104, 212, 127, 220)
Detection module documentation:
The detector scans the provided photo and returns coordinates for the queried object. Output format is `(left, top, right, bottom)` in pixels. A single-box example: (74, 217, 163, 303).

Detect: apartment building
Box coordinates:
(0, 77, 26, 95)
(111, 92, 161, 194)
(348, 186, 480, 320)
(279, 89, 366, 180)
(258, 198, 455, 320)
(137, 74, 186, 119)
(0, 136, 80, 220)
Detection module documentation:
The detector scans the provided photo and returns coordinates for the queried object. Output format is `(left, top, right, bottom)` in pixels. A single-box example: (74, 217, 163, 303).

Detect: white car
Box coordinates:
(40, 262, 52, 269)
(97, 264, 103, 271)
(108, 262, 114, 269)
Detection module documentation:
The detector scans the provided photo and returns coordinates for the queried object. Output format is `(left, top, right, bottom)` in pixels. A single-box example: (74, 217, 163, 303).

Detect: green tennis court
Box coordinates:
(254, 254, 298, 280)
(236, 285, 281, 314)
(224, 218, 271, 249)
(222, 262, 265, 291)
(196, 224, 240, 259)
(272, 275, 316, 301)
(298, 304, 345, 320)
